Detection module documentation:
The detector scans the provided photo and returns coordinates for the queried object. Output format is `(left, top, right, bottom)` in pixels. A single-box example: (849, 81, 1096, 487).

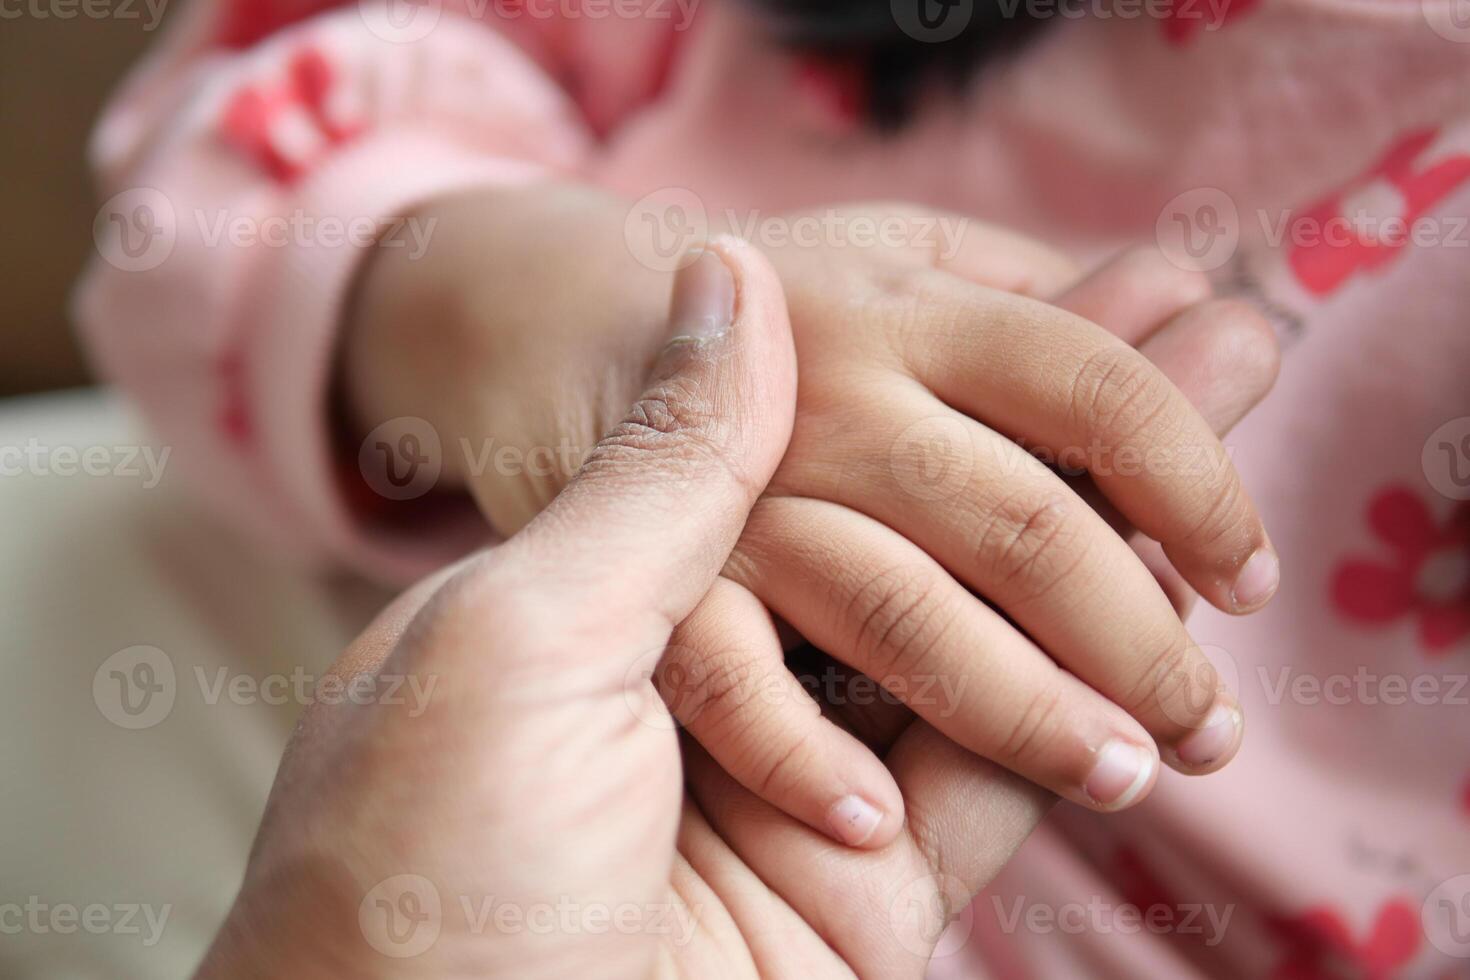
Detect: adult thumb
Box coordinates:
(497, 235, 797, 642)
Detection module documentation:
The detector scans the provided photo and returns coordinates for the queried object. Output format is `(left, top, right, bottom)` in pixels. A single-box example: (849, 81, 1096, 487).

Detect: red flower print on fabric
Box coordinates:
(1267, 900, 1421, 980)
(220, 47, 365, 184)
(1331, 485, 1470, 655)
(1288, 129, 1470, 297)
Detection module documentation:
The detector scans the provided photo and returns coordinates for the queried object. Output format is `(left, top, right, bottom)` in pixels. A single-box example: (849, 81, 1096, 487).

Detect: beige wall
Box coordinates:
(0, 2, 161, 394)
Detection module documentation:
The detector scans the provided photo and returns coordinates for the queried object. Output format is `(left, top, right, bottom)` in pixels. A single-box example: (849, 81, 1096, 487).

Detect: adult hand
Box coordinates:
(198, 238, 802, 979)
(208, 229, 1277, 980)
(198, 236, 1099, 980)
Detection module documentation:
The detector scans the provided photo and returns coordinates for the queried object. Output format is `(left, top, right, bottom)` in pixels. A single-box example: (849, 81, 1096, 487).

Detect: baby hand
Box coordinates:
(655, 217, 1278, 847)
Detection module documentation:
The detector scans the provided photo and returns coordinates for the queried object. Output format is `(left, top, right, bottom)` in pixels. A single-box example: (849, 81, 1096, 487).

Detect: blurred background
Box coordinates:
(0, 18, 374, 979)
(0, 5, 157, 394)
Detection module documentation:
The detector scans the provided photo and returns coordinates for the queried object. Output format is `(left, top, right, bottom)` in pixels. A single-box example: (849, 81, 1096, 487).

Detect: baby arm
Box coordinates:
(75, 0, 615, 581)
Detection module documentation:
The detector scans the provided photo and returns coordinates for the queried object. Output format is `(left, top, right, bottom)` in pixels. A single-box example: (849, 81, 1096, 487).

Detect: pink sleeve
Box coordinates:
(73, 2, 673, 584)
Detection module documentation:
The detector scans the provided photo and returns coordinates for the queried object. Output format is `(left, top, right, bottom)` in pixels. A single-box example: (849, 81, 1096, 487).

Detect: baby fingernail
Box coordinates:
(667, 248, 734, 344)
(1173, 702, 1243, 769)
(1084, 740, 1155, 810)
(827, 795, 883, 846)
(1232, 547, 1279, 611)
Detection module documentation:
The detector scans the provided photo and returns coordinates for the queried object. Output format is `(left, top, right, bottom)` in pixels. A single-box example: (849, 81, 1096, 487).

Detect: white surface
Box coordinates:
(0, 389, 388, 978)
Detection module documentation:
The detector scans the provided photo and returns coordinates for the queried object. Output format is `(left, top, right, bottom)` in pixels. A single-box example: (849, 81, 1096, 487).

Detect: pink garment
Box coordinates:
(73, 0, 1470, 976)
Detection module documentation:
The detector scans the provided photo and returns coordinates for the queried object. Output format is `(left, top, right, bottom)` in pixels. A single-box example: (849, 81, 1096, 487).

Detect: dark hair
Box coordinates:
(744, 0, 1053, 127)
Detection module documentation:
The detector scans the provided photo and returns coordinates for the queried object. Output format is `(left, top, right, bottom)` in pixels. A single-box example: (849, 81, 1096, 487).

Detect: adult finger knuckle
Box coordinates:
(975, 491, 1090, 605)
